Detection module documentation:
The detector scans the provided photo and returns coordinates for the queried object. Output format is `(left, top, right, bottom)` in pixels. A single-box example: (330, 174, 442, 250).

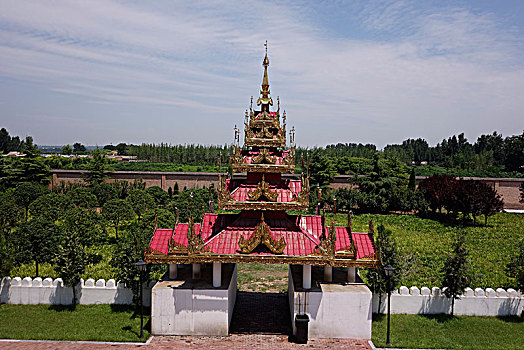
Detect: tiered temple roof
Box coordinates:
(145, 47, 378, 268)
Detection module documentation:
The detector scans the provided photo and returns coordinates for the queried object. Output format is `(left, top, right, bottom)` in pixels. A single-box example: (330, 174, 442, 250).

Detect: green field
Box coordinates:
(0, 304, 150, 342)
(329, 212, 524, 289)
(372, 313, 524, 349)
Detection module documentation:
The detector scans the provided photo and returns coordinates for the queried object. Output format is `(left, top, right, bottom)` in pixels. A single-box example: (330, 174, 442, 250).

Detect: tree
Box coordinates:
(22, 136, 39, 157)
(506, 238, 524, 292)
(84, 149, 110, 186)
(13, 182, 47, 221)
(19, 157, 50, 185)
(309, 151, 337, 187)
(66, 187, 98, 209)
(0, 233, 15, 277)
(0, 190, 19, 276)
(408, 167, 416, 191)
(29, 193, 73, 222)
(364, 224, 401, 313)
(61, 145, 73, 155)
(54, 231, 87, 305)
(479, 182, 504, 225)
(102, 198, 135, 239)
(116, 143, 127, 155)
(126, 189, 155, 220)
(173, 182, 179, 196)
(174, 188, 208, 222)
(92, 182, 117, 206)
(354, 154, 409, 212)
(441, 231, 471, 315)
(111, 234, 149, 306)
(63, 207, 107, 246)
(135, 208, 175, 232)
(503, 132, 524, 172)
(146, 186, 170, 207)
(334, 188, 357, 212)
(418, 175, 458, 214)
(0, 190, 22, 239)
(73, 142, 86, 154)
(16, 217, 62, 276)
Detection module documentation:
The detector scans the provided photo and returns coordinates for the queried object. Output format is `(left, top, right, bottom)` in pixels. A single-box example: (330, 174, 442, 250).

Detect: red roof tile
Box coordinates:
(151, 213, 375, 260)
(352, 232, 376, 259)
(149, 228, 172, 255)
(228, 180, 302, 203)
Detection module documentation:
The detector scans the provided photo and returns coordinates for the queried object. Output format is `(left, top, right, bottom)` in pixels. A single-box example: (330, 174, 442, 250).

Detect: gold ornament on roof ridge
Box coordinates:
(238, 212, 286, 254)
(252, 148, 276, 164)
(247, 174, 278, 202)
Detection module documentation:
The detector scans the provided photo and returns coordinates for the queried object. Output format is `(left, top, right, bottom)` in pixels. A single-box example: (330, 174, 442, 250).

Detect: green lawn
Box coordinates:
(328, 212, 524, 289)
(237, 263, 288, 292)
(0, 304, 150, 342)
(372, 313, 524, 350)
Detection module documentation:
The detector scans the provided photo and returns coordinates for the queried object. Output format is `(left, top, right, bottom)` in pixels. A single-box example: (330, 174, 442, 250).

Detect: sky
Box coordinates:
(0, 0, 523, 149)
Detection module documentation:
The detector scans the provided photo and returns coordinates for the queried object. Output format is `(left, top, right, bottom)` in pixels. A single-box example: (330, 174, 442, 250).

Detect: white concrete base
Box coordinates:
(151, 264, 237, 336)
(288, 265, 372, 339)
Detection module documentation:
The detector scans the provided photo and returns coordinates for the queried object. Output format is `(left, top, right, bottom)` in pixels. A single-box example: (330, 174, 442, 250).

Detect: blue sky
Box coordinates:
(0, 1, 523, 148)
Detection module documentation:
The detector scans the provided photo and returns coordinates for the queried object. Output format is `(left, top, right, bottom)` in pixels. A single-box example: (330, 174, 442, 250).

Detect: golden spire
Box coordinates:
(261, 41, 270, 97)
(257, 41, 273, 108)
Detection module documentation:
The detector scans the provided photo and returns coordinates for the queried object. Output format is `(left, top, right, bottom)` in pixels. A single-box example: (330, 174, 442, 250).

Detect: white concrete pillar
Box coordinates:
(168, 264, 177, 280)
(213, 262, 222, 288)
(324, 266, 332, 282)
(303, 265, 311, 289)
(347, 267, 356, 283)
(192, 263, 201, 279)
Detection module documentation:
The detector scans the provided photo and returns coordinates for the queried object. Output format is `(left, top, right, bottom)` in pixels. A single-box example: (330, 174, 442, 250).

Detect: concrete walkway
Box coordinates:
(0, 336, 373, 349)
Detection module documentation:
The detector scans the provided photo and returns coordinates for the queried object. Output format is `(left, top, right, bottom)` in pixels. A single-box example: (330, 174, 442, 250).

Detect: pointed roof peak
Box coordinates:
(258, 41, 273, 107)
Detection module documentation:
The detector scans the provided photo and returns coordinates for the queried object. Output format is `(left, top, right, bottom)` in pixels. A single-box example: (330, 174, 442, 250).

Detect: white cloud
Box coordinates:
(0, 0, 523, 147)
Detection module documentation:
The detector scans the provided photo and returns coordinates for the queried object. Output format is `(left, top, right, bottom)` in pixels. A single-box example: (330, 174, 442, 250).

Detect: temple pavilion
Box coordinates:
(145, 46, 379, 339)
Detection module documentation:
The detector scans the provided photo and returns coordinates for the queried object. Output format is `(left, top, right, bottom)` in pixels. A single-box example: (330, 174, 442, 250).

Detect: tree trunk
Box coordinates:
(485, 215, 488, 226)
(35, 260, 39, 277)
(377, 291, 383, 314)
(451, 296, 455, 316)
(72, 284, 77, 306)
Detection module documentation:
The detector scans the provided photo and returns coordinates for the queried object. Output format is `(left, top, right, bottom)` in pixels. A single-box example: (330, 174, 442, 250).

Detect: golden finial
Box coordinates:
(257, 41, 273, 108)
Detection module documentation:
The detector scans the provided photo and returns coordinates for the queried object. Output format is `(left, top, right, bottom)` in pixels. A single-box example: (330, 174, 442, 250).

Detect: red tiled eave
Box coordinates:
(149, 213, 375, 261)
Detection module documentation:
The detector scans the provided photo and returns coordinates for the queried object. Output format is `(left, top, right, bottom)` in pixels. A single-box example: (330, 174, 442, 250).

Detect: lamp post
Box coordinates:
(135, 259, 147, 338)
(384, 264, 396, 346)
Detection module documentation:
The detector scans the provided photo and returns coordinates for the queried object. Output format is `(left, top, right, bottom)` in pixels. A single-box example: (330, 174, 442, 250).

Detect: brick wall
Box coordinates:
(51, 170, 524, 209)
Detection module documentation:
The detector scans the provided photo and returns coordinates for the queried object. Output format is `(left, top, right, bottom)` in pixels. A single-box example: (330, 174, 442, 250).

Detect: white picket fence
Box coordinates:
(2, 277, 523, 316)
(373, 286, 523, 316)
(1, 277, 155, 306)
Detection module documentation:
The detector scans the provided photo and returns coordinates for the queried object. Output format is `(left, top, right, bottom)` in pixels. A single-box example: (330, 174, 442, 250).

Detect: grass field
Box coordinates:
(372, 313, 524, 349)
(237, 263, 288, 292)
(328, 212, 524, 289)
(0, 304, 150, 342)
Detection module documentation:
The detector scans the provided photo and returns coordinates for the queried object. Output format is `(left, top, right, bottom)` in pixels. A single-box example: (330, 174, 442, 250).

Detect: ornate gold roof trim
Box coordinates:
(238, 213, 286, 254)
(145, 252, 379, 268)
(247, 174, 278, 202)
